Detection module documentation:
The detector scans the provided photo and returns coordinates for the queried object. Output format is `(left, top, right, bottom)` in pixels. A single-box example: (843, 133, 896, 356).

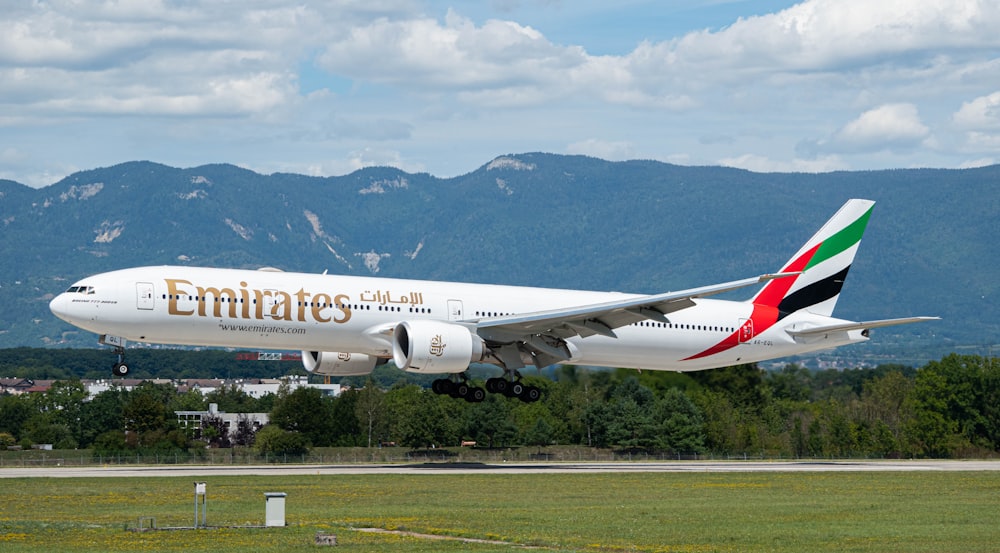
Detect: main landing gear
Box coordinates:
(431, 374, 541, 403)
(431, 378, 487, 403)
(484, 377, 542, 402)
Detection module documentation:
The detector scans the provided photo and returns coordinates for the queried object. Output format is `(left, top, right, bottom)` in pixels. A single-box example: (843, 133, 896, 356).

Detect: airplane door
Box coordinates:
(738, 318, 753, 343)
(136, 282, 155, 310)
(447, 300, 464, 321)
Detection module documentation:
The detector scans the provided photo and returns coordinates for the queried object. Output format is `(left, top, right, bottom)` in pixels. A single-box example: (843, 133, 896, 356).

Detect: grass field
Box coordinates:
(1, 470, 998, 552)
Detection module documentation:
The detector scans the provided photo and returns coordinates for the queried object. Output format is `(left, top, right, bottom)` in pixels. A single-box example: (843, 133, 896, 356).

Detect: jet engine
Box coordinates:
(391, 320, 487, 374)
(301, 350, 378, 376)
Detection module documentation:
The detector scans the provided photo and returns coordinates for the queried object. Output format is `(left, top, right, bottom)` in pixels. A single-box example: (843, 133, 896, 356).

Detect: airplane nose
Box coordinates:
(49, 293, 71, 322)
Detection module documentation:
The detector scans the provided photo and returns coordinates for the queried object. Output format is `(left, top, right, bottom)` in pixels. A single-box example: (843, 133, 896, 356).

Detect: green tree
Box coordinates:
(384, 385, 460, 449)
(825, 406, 856, 457)
(269, 386, 337, 446)
(790, 415, 808, 457)
(233, 414, 258, 447)
(859, 371, 913, 455)
(766, 364, 813, 402)
(692, 389, 741, 454)
(78, 387, 127, 447)
(352, 381, 385, 448)
(807, 415, 826, 456)
(603, 377, 658, 451)
(204, 385, 259, 413)
(524, 417, 555, 448)
(123, 388, 169, 436)
(170, 390, 207, 413)
(464, 394, 517, 448)
(24, 416, 77, 449)
(253, 425, 309, 456)
(907, 365, 962, 457)
(582, 399, 610, 447)
(606, 398, 656, 450)
(200, 415, 231, 448)
(118, 381, 188, 453)
(92, 430, 128, 455)
(981, 359, 1000, 450)
(689, 363, 765, 409)
(652, 388, 705, 454)
(0, 394, 33, 442)
(330, 389, 362, 447)
(610, 376, 656, 408)
(551, 368, 607, 446)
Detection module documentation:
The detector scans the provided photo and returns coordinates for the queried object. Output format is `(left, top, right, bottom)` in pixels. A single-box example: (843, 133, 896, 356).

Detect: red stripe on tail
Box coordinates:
(752, 243, 818, 308)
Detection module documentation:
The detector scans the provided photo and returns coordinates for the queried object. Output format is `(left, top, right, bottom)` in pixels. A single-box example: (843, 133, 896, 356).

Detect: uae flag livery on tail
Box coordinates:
(754, 199, 873, 318)
(686, 200, 877, 361)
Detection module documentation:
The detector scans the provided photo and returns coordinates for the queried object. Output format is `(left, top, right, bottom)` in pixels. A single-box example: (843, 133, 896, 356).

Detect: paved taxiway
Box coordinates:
(2, 460, 999, 478)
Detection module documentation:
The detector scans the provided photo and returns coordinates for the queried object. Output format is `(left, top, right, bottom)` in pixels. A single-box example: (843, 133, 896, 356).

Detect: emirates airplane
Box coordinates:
(50, 199, 935, 402)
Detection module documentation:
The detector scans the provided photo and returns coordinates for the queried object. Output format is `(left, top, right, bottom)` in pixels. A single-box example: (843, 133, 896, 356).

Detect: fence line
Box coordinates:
(0, 448, 903, 468)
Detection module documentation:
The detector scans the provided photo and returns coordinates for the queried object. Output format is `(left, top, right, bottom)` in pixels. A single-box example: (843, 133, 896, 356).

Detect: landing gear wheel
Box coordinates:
(486, 377, 507, 394)
(466, 387, 486, 403)
(522, 385, 541, 403)
(111, 346, 128, 377)
(507, 381, 525, 398)
(450, 382, 470, 399)
(432, 378, 454, 395)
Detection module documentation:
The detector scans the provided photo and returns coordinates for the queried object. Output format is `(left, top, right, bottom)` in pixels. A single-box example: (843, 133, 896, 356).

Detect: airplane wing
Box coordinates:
(785, 316, 941, 337)
(471, 272, 798, 368)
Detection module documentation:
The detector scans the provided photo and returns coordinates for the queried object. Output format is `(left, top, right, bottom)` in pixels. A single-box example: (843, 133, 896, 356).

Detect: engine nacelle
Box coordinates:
(301, 350, 378, 376)
(391, 320, 486, 374)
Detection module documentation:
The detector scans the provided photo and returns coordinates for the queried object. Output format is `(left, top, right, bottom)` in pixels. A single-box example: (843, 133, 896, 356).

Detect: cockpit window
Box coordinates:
(66, 286, 95, 294)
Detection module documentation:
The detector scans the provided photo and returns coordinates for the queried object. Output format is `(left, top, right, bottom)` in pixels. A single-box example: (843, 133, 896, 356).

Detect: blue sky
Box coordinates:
(1, 0, 998, 187)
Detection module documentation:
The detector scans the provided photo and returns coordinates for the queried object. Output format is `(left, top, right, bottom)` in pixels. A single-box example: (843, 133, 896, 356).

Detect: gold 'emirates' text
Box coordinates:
(165, 279, 351, 323)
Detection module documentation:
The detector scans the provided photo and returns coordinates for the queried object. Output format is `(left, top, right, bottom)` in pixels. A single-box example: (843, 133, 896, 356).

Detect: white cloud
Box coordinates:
(663, 0, 1000, 74)
(0, 2, 334, 119)
(959, 157, 998, 169)
(1, 0, 999, 187)
(953, 92, 1000, 130)
(305, 0, 1000, 117)
(566, 139, 635, 161)
(963, 132, 1000, 152)
(816, 104, 931, 154)
(719, 154, 848, 173)
(316, 9, 587, 102)
(0, 148, 28, 165)
(243, 149, 426, 181)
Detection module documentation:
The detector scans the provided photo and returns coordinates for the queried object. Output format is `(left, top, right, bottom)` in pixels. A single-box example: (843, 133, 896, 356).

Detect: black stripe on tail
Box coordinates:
(777, 266, 851, 319)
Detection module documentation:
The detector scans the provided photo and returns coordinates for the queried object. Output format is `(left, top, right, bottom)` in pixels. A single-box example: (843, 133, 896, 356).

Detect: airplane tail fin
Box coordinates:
(751, 199, 874, 317)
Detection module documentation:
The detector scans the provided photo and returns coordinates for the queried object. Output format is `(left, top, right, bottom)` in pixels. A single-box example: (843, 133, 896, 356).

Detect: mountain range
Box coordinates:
(1, 153, 996, 366)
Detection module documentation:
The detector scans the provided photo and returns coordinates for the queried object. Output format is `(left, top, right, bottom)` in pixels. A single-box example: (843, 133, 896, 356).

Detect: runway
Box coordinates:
(2, 459, 999, 478)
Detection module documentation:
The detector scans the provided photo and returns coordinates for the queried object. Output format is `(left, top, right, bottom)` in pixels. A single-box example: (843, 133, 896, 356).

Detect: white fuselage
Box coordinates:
(49, 266, 867, 372)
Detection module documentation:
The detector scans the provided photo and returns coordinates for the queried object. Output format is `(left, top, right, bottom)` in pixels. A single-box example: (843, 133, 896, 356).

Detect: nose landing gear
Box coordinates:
(112, 347, 129, 377)
(100, 335, 130, 377)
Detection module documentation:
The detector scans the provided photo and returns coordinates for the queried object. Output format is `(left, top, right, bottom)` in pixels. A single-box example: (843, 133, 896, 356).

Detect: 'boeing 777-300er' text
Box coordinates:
(50, 199, 936, 402)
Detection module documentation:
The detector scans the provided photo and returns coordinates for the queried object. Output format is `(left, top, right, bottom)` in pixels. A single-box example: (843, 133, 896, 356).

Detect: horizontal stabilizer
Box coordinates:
(786, 316, 940, 337)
